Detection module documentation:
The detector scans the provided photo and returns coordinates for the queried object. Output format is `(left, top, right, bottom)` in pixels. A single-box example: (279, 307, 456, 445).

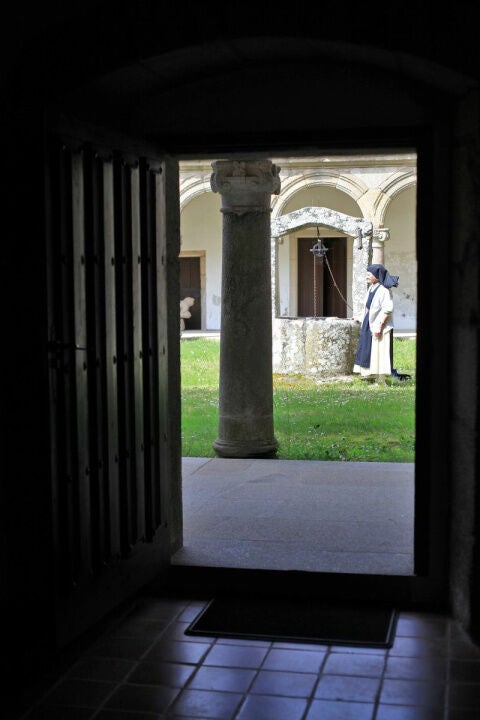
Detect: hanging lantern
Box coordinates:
(310, 227, 329, 258)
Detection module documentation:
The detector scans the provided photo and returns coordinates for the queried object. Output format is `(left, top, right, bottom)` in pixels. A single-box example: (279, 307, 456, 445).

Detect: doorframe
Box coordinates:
(171, 139, 449, 612)
(291, 230, 353, 318)
(179, 250, 206, 330)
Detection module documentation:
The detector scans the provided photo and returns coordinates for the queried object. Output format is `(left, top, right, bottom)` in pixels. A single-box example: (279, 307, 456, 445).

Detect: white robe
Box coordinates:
(353, 284, 394, 377)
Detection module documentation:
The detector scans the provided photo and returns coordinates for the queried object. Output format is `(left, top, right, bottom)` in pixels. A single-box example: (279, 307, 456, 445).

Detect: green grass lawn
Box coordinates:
(181, 336, 416, 462)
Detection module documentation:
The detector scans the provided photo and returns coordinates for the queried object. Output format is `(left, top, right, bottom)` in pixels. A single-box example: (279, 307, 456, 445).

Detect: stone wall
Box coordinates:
(272, 317, 361, 377)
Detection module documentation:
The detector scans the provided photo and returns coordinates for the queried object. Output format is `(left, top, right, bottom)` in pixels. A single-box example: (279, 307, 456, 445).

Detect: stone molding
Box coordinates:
(271, 206, 373, 239)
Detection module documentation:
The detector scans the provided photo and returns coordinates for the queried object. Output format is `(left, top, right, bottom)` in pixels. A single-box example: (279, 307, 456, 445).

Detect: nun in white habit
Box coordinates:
(353, 263, 399, 383)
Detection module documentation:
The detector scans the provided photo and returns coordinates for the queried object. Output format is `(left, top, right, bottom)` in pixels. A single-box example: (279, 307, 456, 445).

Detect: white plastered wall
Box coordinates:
(180, 191, 222, 330)
(382, 186, 417, 331)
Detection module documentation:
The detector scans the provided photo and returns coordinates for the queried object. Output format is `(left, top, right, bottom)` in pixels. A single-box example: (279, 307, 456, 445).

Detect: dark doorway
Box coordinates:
(180, 256, 201, 329)
(297, 236, 347, 317)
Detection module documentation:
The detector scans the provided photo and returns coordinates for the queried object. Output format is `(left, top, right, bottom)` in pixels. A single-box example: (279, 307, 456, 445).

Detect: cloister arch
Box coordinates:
(374, 170, 417, 225)
(270, 169, 369, 219)
(179, 176, 212, 210)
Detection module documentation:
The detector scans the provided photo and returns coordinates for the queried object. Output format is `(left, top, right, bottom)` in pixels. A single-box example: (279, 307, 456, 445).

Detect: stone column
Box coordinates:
(372, 227, 390, 265)
(352, 229, 373, 319)
(211, 159, 281, 458)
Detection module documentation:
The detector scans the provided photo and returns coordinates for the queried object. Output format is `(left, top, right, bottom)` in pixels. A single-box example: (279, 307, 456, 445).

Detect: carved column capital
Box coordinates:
(372, 227, 390, 247)
(211, 159, 281, 215)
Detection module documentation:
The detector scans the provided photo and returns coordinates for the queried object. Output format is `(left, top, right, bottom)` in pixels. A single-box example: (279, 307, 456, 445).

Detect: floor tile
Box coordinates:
(305, 699, 375, 720)
(96, 711, 164, 720)
(39, 677, 116, 708)
(178, 602, 210, 623)
(217, 637, 270, 647)
(314, 674, 380, 702)
(104, 683, 180, 713)
(67, 657, 135, 682)
(25, 707, 95, 719)
(380, 678, 446, 707)
(235, 694, 308, 720)
(448, 681, 480, 709)
(164, 620, 215, 644)
(450, 640, 480, 660)
(330, 645, 387, 656)
(273, 640, 328, 651)
(108, 618, 170, 640)
(127, 660, 196, 686)
(187, 665, 256, 692)
(262, 647, 326, 673)
(145, 639, 211, 664)
(446, 709, 480, 720)
(131, 597, 189, 621)
(375, 705, 441, 719)
(385, 655, 447, 681)
(323, 651, 385, 676)
(389, 636, 448, 658)
(86, 637, 155, 660)
(203, 643, 269, 669)
(395, 614, 449, 640)
(250, 669, 317, 697)
(169, 688, 243, 718)
(449, 659, 480, 682)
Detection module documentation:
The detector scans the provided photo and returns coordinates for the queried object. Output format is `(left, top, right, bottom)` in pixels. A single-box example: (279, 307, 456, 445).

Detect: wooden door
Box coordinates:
(297, 236, 347, 317)
(180, 257, 201, 329)
(298, 238, 323, 316)
(323, 237, 347, 318)
(45, 123, 180, 647)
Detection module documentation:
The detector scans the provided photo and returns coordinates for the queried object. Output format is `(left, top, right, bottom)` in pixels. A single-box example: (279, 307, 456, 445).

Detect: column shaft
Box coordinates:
(211, 160, 280, 458)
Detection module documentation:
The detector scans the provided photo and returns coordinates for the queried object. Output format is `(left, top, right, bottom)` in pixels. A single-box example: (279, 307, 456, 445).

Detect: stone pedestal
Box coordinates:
(211, 160, 281, 457)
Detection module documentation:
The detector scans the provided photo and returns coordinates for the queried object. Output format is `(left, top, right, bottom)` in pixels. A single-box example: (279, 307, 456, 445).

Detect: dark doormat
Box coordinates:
(185, 596, 397, 648)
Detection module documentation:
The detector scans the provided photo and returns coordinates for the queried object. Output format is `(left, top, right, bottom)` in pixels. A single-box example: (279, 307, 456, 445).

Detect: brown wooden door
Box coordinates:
(180, 257, 201, 329)
(45, 123, 180, 647)
(297, 236, 347, 317)
(298, 238, 322, 316)
(324, 237, 347, 318)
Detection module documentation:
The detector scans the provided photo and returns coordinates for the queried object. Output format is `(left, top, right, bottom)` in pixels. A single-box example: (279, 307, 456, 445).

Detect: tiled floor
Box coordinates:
(10, 592, 480, 720)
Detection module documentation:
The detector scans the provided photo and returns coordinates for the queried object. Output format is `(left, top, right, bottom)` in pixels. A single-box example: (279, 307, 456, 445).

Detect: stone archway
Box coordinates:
(270, 207, 375, 377)
(271, 206, 374, 318)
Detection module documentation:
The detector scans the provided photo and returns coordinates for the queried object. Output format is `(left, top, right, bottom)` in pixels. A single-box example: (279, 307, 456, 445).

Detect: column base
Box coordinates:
(212, 438, 279, 459)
